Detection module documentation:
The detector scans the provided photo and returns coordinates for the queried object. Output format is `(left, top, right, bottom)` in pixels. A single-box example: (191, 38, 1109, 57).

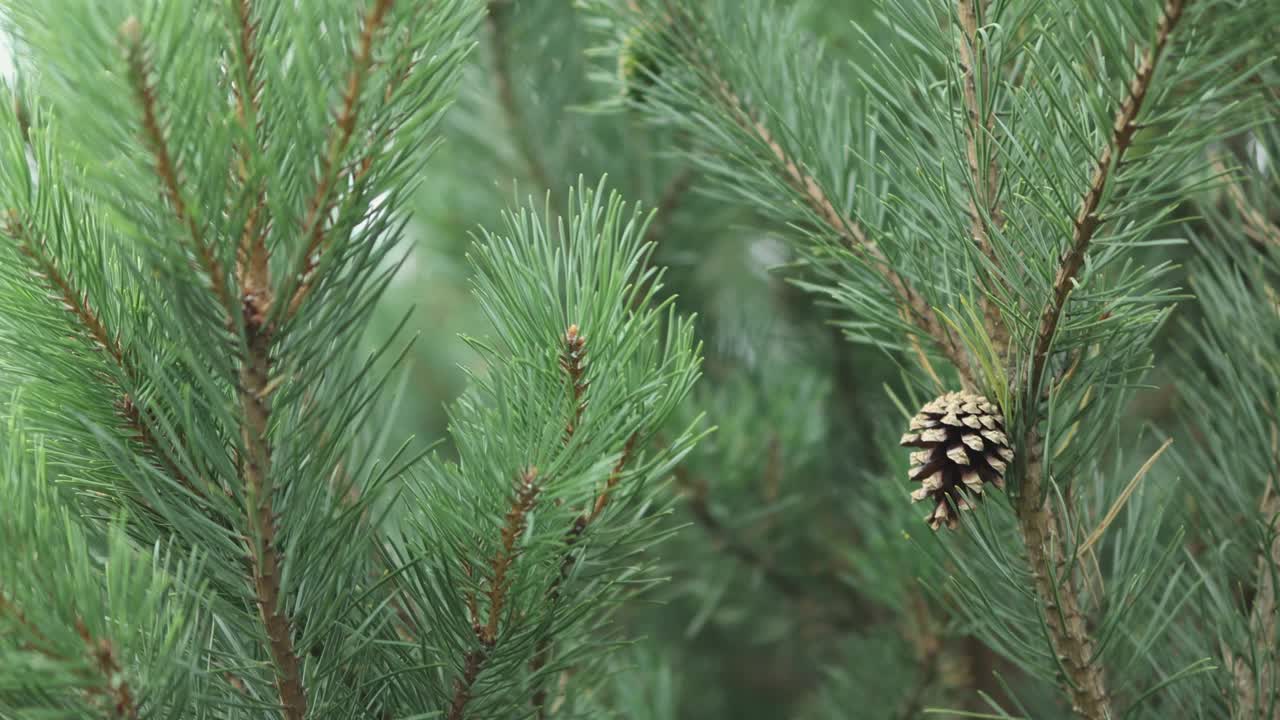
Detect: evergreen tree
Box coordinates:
(0, 1, 1276, 719)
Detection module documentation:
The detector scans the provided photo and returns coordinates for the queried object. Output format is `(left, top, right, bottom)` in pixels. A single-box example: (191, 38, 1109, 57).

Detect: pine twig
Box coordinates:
(239, 317, 306, 720)
(123, 15, 319, 714)
(447, 648, 487, 720)
(1227, 425, 1280, 720)
(644, 167, 698, 249)
(120, 17, 233, 317)
(956, 0, 1009, 357)
(894, 645, 941, 720)
(224, 13, 297, 707)
(529, 437, 638, 718)
(634, 3, 973, 383)
(3, 212, 208, 502)
(75, 618, 138, 720)
(486, 1, 554, 194)
(1027, 0, 1188, 399)
(448, 468, 541, 720)
(286, 0, 394, 318)
(706, 74, 976, 388)
(483, 469, 542, 645)
(1017, 3, 1190, 717)
(0, 593, 138, 719)
(230, 0, 271, 321)
(675, 467, 807, 602)
(5, 216, 123, 366)
(1210, 151, 1280, 249)
(672, 465, 862, 632)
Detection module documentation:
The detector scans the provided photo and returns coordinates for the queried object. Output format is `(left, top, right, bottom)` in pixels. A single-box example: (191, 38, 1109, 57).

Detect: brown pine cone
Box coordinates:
(899, 392, 1013, 530)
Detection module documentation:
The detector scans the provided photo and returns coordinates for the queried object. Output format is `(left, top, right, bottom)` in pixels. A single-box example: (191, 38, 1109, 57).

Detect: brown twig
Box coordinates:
(1, 592, 137, 719)
(230, 0, 272, 323)
(588, 433, 638, 524)
(448, 468, 541, 720)
(231, 0, 264, 129)
(6, 215, 123, 365)
(1227, 425, 1280, 720)
(286, 0, 394, 318)
(709, 75, 975, 387)
(630, 168, 699, 311)
(486, 1, 554, 193)
(895, 643, 942, 720)
(3, 212, 207, 501)
(529, 437, 639, 718)
(120, 17, 233, 317)
(239, 319, 306, 719)
(75, 618, 138, 719)
(482, 468, 542, 645)
(1027, 0, 1188, 401)
(645, 168, 698, 248)
(1014, 6, 1190, 716)
(0, 590, 60, 661)
(225, 15, 303, 696)
(1210, 152, 1280, 249)
(956, 0, 1009, 356)
(635, 3, 971, 382)
(447, 648, 488, 720)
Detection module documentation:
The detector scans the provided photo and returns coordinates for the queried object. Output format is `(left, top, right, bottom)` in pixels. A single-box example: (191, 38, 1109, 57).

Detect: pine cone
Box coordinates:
(899, 392, 1013, 530)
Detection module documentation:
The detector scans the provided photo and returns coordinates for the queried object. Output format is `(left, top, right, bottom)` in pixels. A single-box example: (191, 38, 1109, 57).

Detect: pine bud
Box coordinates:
(900, 392, 1013, 530)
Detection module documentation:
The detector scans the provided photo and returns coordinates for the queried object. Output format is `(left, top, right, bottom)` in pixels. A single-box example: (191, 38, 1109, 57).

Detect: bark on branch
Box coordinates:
(447, 468, 541, 720)
(1017, 3, 1190, 717)
(1228, 472, 1280, 719)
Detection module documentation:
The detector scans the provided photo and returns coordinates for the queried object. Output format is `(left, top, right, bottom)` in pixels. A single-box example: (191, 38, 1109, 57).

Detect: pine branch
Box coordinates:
(5, 215, 123, 366)
(955, 0, 1009, 356)
(286, 0, 394, 318)
(486, 1, 554, 193)
(1228, 467, 1280, 719)
(644, 167, 697, 250)
(227, 11, 306, 695)
(447, 648, 487, 720)
(1027, 0, 1189, 401)
(230, 0, 263, 128)
(448, 468, 541, 720)
(1210, 152, 1280, 249)
(230, 0, 271, 319)
(0, 589, 55, 657)
(483, 468, 542, 645)
(0, 593, 138, 718)
(1016, 4, 1191, 717)
(3, 212, 208, 502)
(632, 168, 698, 309)
(894, 644, 940, 720)
(704, 75, 976, 387)
(1016, 449, 1110, 718)
(75, 618, 138, 720)
(239, 318, 305, 719)
(120, 17, 233, 317)
(672, 464, 862, 633)
(529, 437, 638, 719)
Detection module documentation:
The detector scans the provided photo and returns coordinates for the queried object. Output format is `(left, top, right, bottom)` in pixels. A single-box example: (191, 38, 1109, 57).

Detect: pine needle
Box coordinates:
(1075, 438, 1173, 561)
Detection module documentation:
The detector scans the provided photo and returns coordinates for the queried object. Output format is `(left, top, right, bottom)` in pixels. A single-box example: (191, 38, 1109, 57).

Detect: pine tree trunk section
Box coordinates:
(1018, 456, 1111, 719)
